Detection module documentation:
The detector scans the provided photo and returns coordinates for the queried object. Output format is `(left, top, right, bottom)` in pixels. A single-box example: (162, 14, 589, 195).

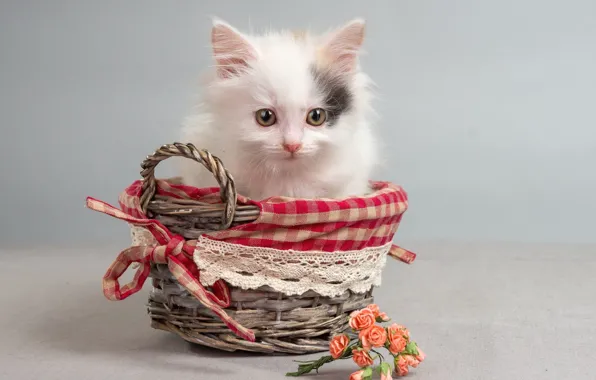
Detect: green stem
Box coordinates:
(286, 355, 334, 377)
(286, 346, 355, 377)
(371, 349, 385, 362)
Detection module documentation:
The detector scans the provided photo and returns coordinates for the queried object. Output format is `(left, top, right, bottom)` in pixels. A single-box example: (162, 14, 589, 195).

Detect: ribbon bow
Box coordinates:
(86, 197, 255, 342)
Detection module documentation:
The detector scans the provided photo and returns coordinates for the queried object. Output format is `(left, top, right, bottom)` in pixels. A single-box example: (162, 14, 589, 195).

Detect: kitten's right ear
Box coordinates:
(211, 19, 256, 79)
(319, 19, 366, 74)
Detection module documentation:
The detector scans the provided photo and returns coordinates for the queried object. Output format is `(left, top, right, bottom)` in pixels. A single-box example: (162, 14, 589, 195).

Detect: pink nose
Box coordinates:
(283, 143, 302, 153)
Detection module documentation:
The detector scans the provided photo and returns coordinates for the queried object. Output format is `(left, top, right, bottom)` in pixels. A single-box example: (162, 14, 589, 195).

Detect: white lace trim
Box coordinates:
(130, 225, 157, 246)
(129, 226, 156, 269)
(193, 237, 391, 297)
(129, 226, 390, 297)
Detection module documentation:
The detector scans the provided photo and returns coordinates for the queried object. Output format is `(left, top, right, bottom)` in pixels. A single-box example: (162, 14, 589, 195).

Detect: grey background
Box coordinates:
(1, 0, 595, 248)
(2, 3, 596, 379)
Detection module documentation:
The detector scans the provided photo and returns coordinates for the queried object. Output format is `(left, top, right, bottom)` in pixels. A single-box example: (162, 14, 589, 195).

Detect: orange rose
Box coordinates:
(366, 304, 390, 322)
(329, 334, 350, 359)
(394, 355, 409, 377)
(349, 308, 376, 331)
(415, 347, 426, 362)
(359, 325, 388, 350)
(392, 324, 410, 339)
(387, 323, 408, 355)
(404, 355, 420, 368)
(349, 370, 365, 380)
(389, 336, 407, 355)
(352, 348, 374, 368)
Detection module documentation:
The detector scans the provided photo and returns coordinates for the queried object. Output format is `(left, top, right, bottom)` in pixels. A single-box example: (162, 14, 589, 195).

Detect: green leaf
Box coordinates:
(343, 345, 355, 358)
(362, 367, 374, 380)
(379, 362, 391, 375)
(404, 341, 419, 356)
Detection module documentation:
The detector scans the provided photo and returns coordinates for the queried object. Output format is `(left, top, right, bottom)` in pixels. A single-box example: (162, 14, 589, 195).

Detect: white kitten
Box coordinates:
(179, 19, 378, 200)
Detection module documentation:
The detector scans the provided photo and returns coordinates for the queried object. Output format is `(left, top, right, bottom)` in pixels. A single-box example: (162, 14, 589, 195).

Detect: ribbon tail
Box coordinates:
(86, 197, 172, 243)
(103, 246, 152, 300)
(204, 279, 232, 308)
(167, 257, 255, 342)
(86, 197, 143, 223)
(388, 244, 417, 264)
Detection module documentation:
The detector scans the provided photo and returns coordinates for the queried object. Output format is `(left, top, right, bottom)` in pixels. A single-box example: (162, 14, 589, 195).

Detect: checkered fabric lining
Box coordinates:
(118, 180, 416, 263)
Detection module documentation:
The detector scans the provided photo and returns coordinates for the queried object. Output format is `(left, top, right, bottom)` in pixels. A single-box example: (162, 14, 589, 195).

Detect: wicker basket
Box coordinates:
(138, 143, 375, 354)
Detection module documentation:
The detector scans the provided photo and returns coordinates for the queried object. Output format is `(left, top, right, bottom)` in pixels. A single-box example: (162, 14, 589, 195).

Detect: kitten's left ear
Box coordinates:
(319, 19, 366, 74)
(211, 19, 257, 79)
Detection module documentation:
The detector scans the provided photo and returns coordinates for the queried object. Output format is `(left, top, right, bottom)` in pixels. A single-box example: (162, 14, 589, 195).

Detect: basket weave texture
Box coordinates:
(143, 143, 377, 354)
(89, 143, 412, 354)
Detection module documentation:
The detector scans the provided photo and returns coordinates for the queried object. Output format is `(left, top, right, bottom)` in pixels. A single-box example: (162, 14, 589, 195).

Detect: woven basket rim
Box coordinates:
(148, 178, 407, 207)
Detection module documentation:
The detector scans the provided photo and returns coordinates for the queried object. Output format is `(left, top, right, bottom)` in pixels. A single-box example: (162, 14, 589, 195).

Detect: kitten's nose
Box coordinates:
(282, 143, 302, 153)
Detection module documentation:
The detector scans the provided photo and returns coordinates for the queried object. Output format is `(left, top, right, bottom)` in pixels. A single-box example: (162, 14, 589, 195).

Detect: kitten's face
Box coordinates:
(205, 20, 368, 171)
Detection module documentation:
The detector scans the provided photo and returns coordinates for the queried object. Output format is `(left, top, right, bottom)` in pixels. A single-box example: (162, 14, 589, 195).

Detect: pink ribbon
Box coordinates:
(86, 197, 255, 342)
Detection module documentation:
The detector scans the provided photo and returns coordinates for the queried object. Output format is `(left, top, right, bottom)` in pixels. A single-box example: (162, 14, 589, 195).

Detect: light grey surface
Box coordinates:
(1, 242, 595, 380)
(1, 1, 596, 247)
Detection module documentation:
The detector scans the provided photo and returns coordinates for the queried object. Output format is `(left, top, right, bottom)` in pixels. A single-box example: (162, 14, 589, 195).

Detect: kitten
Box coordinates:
(179, 19, 378, 200)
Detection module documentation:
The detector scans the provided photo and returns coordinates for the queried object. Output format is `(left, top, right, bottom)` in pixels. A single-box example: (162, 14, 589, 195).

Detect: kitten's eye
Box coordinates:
(255, 108, 276, 127)
(306, 108, 327, 126)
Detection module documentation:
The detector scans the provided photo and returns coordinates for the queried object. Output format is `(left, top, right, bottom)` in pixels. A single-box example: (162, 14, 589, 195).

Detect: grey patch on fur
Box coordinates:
(310, 66, 353, 126)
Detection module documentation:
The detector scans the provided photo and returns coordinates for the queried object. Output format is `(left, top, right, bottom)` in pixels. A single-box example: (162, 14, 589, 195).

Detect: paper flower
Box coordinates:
(394, 355, 409, 377)
(330, 334, 351, 359)
(367, 304, 390, 322)
(359, 325, 388, 350)
(380, 363, 393, 380)
(352, 348, 375, 367)
(349, 308, 376, 331)
(286, 305, 425, 379)
(387, 324, 408, 355)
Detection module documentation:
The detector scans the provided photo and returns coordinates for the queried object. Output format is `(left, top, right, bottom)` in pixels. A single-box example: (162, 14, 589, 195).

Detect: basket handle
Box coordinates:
(139, 142, 237, 230)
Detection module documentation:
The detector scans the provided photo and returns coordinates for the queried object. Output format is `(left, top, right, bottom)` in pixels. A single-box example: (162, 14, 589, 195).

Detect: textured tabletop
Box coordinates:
(1, 242, 594, 380)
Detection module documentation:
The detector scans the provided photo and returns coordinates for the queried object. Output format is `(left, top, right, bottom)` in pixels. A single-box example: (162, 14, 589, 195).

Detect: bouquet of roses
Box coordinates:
(286, 305, 425, 379)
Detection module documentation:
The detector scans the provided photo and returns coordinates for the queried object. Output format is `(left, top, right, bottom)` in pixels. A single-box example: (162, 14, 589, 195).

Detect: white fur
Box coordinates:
(179, 19, 378, 200)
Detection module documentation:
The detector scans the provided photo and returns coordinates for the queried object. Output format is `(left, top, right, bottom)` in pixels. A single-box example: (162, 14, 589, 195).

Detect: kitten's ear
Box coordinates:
(211, 19, 256, 79)
(319, 19, 366, 74)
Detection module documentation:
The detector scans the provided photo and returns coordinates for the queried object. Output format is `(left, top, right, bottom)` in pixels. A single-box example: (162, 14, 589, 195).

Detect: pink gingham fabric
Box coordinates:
(119, 179, 416, 263)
